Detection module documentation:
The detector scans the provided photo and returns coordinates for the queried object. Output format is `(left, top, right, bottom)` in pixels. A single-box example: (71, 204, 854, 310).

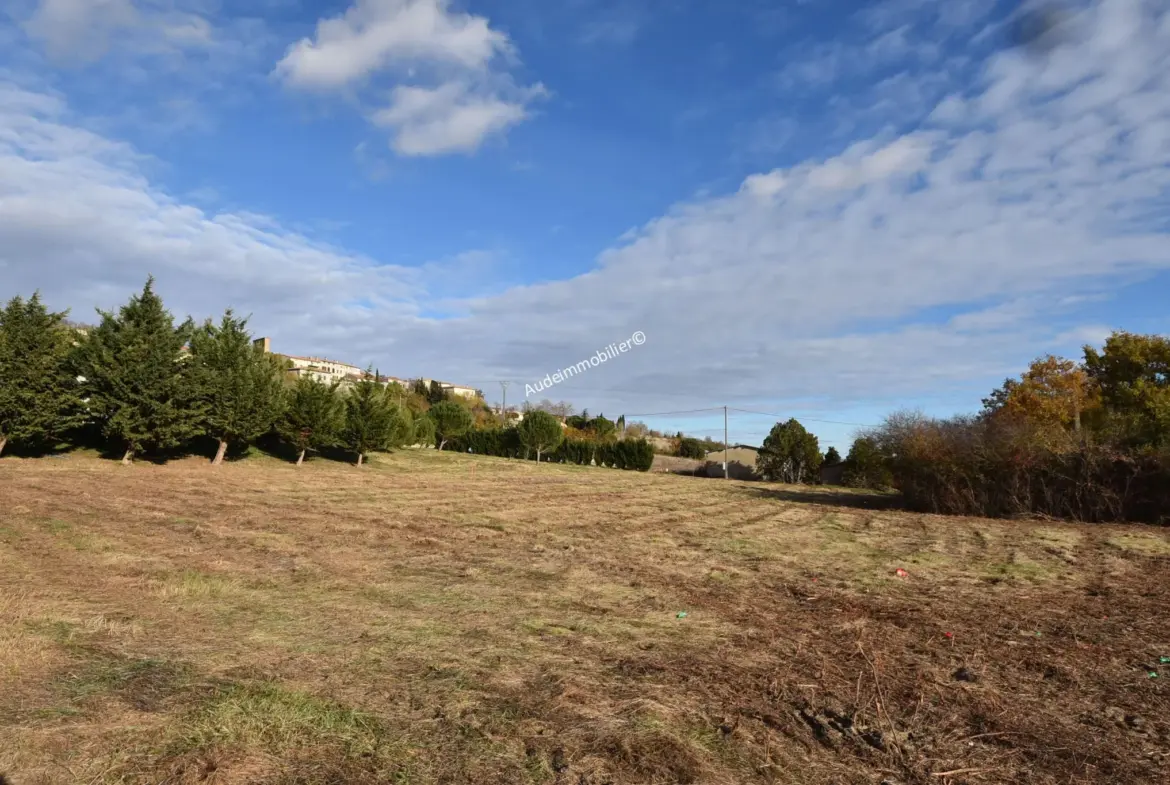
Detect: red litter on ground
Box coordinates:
(895, 568, 909, 578)
(944, 632, 953, 639)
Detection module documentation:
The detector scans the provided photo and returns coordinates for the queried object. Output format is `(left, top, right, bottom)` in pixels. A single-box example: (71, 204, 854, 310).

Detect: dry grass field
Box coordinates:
(2, 450, 1169, 785)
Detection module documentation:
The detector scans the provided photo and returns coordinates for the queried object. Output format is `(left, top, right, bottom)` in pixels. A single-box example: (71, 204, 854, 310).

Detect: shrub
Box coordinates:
(872, 412, 1170, 523)
(676, 437, 706, 460)
(449, 429, 654, 472)
(841, 437, 893, 490)
(757, 419, 821, 484)
(429, 401, 473, 450)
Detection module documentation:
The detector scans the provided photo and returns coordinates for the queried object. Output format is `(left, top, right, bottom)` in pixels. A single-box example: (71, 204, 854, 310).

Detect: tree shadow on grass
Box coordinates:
(250, 433, 356, 465)
(736, 485, 904, 511)
(0, 440, 81, 459)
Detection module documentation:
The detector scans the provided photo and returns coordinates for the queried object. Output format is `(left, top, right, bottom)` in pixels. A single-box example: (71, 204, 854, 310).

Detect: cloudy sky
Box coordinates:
(2, 0, 1169, 449)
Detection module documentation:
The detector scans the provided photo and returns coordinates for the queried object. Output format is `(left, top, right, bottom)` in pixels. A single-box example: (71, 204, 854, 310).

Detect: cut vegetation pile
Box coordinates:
(2, 451, 1169, 784)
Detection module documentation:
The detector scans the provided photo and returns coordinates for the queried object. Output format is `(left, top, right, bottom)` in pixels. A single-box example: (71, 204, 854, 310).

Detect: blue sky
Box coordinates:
(2, 0, 1169, 450)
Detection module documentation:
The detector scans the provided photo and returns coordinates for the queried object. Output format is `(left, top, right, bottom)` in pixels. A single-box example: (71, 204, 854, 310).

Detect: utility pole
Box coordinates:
(499, 381, 510, 427)
(723, 406, 729, 480)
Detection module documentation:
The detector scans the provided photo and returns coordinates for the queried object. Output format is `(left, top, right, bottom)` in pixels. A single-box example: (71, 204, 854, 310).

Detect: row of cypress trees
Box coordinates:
(0, 280, 426, 465)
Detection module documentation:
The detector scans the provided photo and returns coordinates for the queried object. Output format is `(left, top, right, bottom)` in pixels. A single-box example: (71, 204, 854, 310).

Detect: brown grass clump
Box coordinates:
(1, 450, 1169, 784)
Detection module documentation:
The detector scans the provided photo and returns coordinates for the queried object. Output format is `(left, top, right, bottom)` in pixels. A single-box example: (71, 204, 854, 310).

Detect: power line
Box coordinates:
(417, 381, 878, 430)
(727, 407, 878, 428)
(620, 406, 726, 418)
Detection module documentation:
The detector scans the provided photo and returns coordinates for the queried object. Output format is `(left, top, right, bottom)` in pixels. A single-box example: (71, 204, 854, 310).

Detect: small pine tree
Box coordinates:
(342, 376, 399, 466)
(278, 376, 344, 465)
(0, 293, 86, 456)
(429, 400, 473, 450)
(518, 410, 564, 461)
(676, 436, 705, 459)
(76, 279, 204, 464)
(188, 310, 286, 464)
(823, 446, 842, 466)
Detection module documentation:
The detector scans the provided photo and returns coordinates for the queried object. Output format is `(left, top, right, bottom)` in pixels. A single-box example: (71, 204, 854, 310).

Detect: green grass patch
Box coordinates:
(1107, 533, 1170, 556)
(173, 683, 385, 756)
(43, 519, 73, 535)
(156, 569, 244, 600)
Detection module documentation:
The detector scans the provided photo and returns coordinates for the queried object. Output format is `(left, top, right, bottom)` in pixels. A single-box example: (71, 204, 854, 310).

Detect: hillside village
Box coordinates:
(252, 337, 481, 400)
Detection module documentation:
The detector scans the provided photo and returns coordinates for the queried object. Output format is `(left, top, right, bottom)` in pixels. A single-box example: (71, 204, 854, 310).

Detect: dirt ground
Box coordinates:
(648, 454, 705, 474)
(2, 450, 1169, 785)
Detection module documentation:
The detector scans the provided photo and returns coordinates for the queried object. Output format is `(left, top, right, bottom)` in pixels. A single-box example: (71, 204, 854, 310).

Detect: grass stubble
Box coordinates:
(1, 450, 1168, 784)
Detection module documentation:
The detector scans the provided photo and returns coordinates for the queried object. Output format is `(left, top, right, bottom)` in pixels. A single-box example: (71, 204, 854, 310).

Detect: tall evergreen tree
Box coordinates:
(278, 376, 344, 465)
(0, 293, 86, 456)
(426, 380, 450, 405)
(75, 279, 203, 464)
(189, 310, 286, 465)
(342, 376, 398, 466)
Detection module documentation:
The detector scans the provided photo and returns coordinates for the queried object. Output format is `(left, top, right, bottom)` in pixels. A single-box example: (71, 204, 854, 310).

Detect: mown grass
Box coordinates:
(1, 450, 1169, 784)
(170, 683, 386, 756)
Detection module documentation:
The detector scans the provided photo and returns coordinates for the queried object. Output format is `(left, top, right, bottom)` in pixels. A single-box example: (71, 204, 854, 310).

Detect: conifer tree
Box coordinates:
(386, 400, 416, 449)
(342, 375, 398, 466)
(428, 400, 473, 450)
(76, 279, 203, 464)
(0, 293, 85, 457)
(189, 310, 285, 464)
(412, 411, 436, 448)
(518, 410, 565, 461)
(278, 376, 343, 465)
(757, 418, 822, 484)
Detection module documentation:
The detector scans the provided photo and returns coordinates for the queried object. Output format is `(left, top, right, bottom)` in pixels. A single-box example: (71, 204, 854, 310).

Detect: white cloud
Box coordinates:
(740, 171, 786, 198)
(275, 0, 542, 156)
(24, 0, 139, 61)
(21, 0, 221, 62)
(0, 81, 421, 350)
(274, 0, 508, 89)
(371, 81, 543, 155)
(805, 136, 933, 189)
(12, 0, 276, 140)
(2, 0, 1169, 423)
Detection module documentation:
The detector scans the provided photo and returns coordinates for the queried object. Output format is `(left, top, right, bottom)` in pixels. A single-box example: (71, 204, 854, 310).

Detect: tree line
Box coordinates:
(835, 333, 1170, 523)
(448, 410, 654, 471)
(0, 282, 429, 465)
(0, 281, 656, 470)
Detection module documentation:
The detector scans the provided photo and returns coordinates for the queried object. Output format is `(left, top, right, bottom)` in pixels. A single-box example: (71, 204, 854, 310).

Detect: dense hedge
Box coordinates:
(449, 427, 526, 459)
(449, 428, 654, 472)
(897, 447, 1170, 524)
(875, 415, 1170, 524)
